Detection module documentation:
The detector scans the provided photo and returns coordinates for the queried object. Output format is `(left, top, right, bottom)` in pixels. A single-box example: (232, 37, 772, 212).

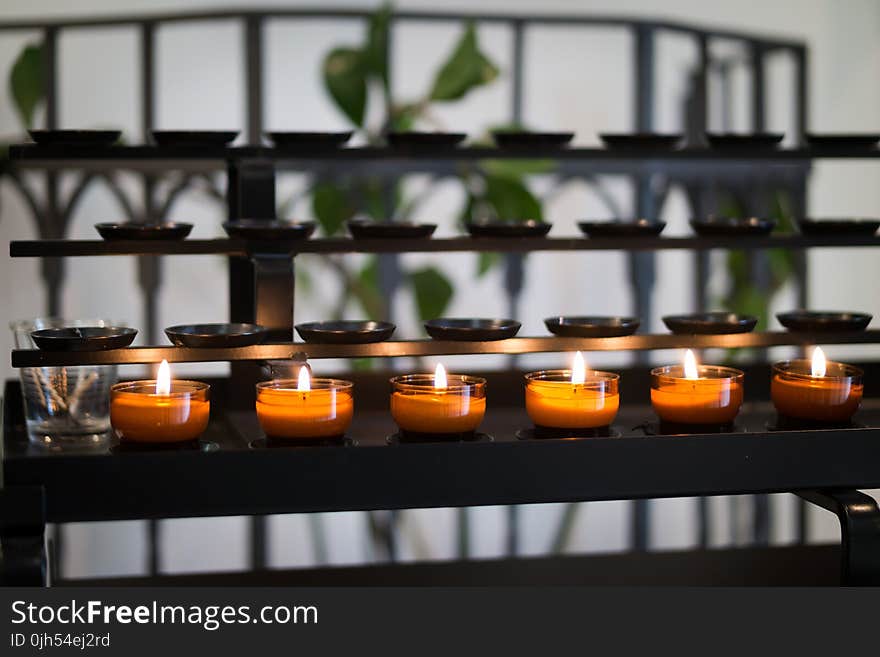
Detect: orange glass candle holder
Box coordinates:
(256, 378, 353, 439)
(525, 370, 619, 429)
(111, 380, 210, 443)
(771, 360, 863, 423)
(650, 365, 744, 426)
(390, 374, 486, 437)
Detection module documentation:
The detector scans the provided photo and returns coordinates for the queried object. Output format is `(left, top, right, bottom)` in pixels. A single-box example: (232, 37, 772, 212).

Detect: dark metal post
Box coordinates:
(629, 24, 657, 553)
(503, 18, 527, 557)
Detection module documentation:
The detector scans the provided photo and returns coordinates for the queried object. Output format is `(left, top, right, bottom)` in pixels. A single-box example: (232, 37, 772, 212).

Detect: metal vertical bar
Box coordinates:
(139, 21, 163, 577)
(41, 26, 63, 578)
(629, 24, 657, 553)
(244, 15, 263, 144)
(750, 41, 771, 547)
(503, 19, 527, 558)
(686, 35, 712, 549)
(241, 14, 271, 572)
(794, 46, 809, 145)
(751, 42, 766, 132)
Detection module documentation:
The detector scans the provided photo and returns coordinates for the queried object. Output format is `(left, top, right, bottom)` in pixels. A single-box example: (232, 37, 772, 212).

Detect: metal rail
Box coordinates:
(11, 330, 880, 367)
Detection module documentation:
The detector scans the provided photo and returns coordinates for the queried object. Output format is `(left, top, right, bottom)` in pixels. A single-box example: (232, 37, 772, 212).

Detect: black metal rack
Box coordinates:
(3, 7, 880, 587)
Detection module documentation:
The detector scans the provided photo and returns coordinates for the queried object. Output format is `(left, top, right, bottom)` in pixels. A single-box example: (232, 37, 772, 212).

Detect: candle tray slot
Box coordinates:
(387, 430, 494, 444)
(516, 426, 622, 440)
(249, 435, 356, 448)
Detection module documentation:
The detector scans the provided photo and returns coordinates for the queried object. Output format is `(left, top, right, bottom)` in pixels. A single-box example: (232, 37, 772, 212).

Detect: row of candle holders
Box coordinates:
(109, 348, 865, 444)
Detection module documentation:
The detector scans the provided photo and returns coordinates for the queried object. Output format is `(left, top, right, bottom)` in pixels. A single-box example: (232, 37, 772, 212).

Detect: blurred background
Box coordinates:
(1, 0, 879, 580)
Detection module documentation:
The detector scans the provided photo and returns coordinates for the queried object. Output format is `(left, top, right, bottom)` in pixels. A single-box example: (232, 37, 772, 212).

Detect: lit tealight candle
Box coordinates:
(771, 346, 863, 422)
(390, 363, 487, 437)
(525, 352, 620, 430)
(650, 349, 744, 426)
(256, 366, 354, 440)
(110, 359, 211, 443)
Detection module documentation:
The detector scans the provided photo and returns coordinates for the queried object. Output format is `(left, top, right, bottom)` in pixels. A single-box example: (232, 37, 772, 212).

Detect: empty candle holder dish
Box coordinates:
(28, 129, 121, 145)
(266, 131, 352, 148)
(491, 131, 574, 148)
(577, 219, 666, 238)
(165, 323, 269, 348)
(599, 133, 682, 150)
(347, 220, 437, 239)
(690, 217, 776, 236)
(425, 318, 521, 341)
(151, 130, 238, 146)
(662, 312, 758, 335)
(776, 311, 872, 332)
(465, 219, 552, 238)
(95, 222, 193, 240)
(796, 218, 880, 236)
(544, 316, 640, 338)
(31, 327, 137, 351)
(385, 131, 467, 148)
(222, 220, 316, 240)
(295, 320, 396, 344)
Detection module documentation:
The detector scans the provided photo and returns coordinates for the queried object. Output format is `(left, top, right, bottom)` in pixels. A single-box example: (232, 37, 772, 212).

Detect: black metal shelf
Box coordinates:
(10, 330, 880, 367)
(4, 378, 880, 523)
(7, 144, 878, 175)
(10, 234, 880, 258)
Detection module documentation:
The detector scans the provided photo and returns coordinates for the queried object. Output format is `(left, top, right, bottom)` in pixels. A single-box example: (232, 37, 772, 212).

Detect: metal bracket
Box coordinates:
(797, 490, 880, 585)
(0, 485, 48, 586)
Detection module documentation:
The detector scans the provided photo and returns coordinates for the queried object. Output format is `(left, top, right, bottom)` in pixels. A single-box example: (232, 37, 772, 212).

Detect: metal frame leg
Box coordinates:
(798, 490, 880, 586)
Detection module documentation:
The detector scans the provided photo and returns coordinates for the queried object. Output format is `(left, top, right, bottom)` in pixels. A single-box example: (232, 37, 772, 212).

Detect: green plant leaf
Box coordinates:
(477, 252, 501, 277)
(409, 266, 453, 320)
(364, 3, 392, 93)
(479, 158, 556, 178)
(9, 43, 45, 129)
(353, 256, 384, 319)
(484, 174, 543, 221)
(323, 47, 367, 127)
(429, 22, 499, 102)
(388, 102, 421, 132)
(312, 182, 353, 236)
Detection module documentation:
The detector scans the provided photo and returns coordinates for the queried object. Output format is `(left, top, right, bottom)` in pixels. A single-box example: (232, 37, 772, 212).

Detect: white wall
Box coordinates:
(1, 0, 878, 578)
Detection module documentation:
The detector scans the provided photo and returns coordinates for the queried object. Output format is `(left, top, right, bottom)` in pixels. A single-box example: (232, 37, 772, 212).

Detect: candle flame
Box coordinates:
(684, 349, 699, 380)
(571, 351, 586, 384)
(297, 366, 311, 392)
(434, 363, 447, 390)
(156, 359, 171, 395)
(811, 346, 827, 377)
